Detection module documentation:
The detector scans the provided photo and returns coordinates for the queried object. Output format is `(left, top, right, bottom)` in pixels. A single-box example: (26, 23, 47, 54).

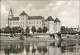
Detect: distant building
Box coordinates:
(8, 8, 61, 33)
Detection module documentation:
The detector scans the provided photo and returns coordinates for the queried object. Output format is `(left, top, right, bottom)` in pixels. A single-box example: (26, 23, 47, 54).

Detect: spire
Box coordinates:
(8, 7, 14, 19)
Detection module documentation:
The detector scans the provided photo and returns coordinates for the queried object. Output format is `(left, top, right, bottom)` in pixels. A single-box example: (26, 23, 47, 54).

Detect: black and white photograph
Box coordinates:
(0, 0, 80, 55)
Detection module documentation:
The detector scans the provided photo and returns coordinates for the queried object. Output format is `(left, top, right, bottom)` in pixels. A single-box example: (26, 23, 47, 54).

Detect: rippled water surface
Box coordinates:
(0, 40, 80, 55)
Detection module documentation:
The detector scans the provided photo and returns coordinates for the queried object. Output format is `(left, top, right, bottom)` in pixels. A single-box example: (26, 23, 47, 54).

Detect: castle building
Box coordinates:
(8, 8, 61, 33)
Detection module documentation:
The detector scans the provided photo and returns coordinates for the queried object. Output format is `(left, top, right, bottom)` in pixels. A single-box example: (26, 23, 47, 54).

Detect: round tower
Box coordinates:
(45, 16, 55, 34)
(54, 17, 61, 33)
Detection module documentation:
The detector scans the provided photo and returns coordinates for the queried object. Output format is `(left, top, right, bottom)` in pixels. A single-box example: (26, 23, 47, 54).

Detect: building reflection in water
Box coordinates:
(0, 40, 80, 55)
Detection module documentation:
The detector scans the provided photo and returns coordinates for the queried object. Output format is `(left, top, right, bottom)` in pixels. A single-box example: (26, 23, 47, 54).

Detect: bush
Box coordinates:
(19, 36, 24, 40)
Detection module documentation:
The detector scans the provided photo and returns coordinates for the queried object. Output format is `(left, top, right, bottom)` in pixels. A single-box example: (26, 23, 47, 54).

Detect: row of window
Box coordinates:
(21, 22, 25, 24)
(21, 25, 24, 27)
(20, 18, 25, 20)
(10, 22, 19, 25)
(28, 22, 42, 24)
(20, 25, 42, 28)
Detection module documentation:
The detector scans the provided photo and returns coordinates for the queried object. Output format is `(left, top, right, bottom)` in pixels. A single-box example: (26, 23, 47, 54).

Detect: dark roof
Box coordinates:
(19, 11, 28, 16)
(45, 16, 54, 21)
(9, 17, 19, 20)
(59, 28, 77, 34)
(54, 18, 61, 22)
(28, 16, 44, 20)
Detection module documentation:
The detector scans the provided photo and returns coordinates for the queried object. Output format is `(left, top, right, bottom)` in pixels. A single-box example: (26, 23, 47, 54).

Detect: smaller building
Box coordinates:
(45, 16, 61, 34)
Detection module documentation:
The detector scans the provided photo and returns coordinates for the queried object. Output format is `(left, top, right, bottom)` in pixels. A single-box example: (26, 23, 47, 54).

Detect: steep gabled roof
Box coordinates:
(28, 16, 44, 20)
(9, 17, 19, 20)
(54, 17, 61, 22)
(45, 16, 54, 21)
(19, 11, 28, 16)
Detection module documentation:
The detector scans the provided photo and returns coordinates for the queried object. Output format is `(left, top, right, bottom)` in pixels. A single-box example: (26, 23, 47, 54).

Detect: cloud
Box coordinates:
(15, 1, 79, 28)
(1, 3, 8, 14)
(1, 3, 8, 28)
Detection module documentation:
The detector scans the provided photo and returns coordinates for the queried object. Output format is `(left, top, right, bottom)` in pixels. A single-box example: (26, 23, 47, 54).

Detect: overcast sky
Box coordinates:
(0, 0, 80, 28)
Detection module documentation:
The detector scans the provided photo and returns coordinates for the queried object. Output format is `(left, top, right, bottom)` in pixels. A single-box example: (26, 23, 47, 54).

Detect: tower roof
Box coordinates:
(54, 17, 61, 22)
(9, 8, 14, 16)
(45, 16, 54, 21)
(19, 11, 28, 16)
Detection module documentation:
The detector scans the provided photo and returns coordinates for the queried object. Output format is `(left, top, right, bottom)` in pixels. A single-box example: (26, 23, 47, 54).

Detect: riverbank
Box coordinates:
(0, 36, 55, 42)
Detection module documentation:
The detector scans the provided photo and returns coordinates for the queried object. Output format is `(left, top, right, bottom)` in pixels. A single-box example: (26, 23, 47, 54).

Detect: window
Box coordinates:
(40, 22, 41, 24)
(23, 25, 24, 27)
(21, 25, 22, 27)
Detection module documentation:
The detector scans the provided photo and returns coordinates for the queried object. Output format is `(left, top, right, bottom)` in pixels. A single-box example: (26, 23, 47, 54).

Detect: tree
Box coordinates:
(37, 27, 43, 33)
(26, 45, 30, 53)
(26, 27, 30, 33)
(17, 27, 24, 33)
(60, 26, 66, 33)
(0, 29, 2, 33)
(43, 47, 47, 53)
(4, 26, 11, 33)
(43, 26, 48, 33)
(31, 26, 36, 34)
(32, 47, 36, 53)
(78, 31, 80, 35)
(11, 27, 24, 34)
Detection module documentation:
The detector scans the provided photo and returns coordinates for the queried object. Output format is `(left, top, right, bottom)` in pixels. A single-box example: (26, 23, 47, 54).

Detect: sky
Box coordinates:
(0, 0, 80, 28)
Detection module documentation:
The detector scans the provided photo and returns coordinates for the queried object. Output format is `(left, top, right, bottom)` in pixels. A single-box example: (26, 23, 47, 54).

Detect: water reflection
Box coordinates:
(0, 40, 80, 55)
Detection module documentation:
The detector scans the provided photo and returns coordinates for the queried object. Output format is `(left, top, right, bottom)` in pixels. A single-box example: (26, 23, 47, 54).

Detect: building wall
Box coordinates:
(19, 15, 28, 29)
(54, 22, 61, 33)
(8, 16, 61, 34)
(45, 21, 49, 28)
(48, 21, 55, 34)
(28, 19, 44, 29)
(9, 20, 19, 27)
(45, 21, 55, 33)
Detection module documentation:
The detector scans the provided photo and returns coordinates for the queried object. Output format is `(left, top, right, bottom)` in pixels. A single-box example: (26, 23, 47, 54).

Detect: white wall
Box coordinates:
(9, 20, 19, 27)
(54, 22, 61, 33)
(48, 21, 55, 34)
(28, 19, 44, 29)
(19, 15, 28, 30)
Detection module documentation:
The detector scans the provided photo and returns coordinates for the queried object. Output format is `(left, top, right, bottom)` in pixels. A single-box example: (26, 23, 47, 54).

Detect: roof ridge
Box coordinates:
(19, 11, 28, 16)
(45, 16, 54, 21)
(54, 17, 60, 22)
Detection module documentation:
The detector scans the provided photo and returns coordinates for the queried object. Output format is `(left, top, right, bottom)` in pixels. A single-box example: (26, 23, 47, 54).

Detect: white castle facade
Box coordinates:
(8, 8, 61, 34)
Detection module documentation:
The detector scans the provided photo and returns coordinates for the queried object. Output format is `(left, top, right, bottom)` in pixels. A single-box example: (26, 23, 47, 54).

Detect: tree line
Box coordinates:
(0, 26, 48, 34)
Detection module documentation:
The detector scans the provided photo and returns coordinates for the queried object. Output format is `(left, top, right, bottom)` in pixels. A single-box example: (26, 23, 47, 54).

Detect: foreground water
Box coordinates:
(0, 40, 80, 55)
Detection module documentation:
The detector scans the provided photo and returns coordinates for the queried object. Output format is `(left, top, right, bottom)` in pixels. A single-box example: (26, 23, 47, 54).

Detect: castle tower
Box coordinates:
(8, 8, 14, 19)
(8, 8, 14, 26)
(54, 17, 61, 33)
(45, 16, 55, 34)
(19, 11, 28, 30)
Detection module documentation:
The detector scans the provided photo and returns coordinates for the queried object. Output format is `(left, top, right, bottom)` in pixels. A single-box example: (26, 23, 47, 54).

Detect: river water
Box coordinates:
(0, 40, 80, 55)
